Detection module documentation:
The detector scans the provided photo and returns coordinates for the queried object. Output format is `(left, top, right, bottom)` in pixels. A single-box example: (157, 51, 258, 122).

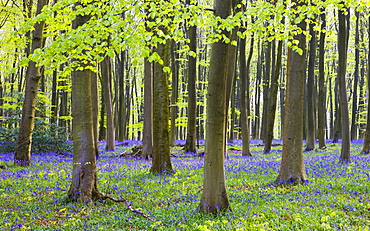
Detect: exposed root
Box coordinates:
(253, 143, 282, 147)
(101, 195, 154, 222)
(116, 145, 142, 158)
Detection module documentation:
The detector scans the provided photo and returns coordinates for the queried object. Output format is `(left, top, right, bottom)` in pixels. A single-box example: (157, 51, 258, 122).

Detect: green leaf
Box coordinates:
(163, 66, 171, 73)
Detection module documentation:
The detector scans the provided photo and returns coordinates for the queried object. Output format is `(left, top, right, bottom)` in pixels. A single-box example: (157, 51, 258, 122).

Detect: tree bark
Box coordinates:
(332, 71, 341, 142)
(338, 6, 350, 163)
(101, 56, 115, 151)
(317, 12, 326, 149)
(198, 0, 231, 214)
(260, 41, 271, 142)
(67, 6, 103, 202)
(351, 11, 360, 141)
(14, 0, 49, 166)
(185, 17, 197, 153)
(116, 51, 126, 142)
(225, 28, 238, 147)
(264, 38, 283, 154)
(150, 40, 173, 174)
(91, 71, 99, 158)
(51, 70, 59, 124)
(361, 15, 370, 154)
(276, 1, 307, 183)
(68, 67, 103, 202)
(252, 40, 262, 139)
(239, 29, 253, 156)
(305, 20, 317, 151)
(169, 41, 179, 146)
(142, 57, 153, 159)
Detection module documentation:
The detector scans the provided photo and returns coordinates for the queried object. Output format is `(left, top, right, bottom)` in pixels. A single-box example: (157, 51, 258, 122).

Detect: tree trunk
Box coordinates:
(317, 12, 326, 149)
(358, 59, 366, 139)
(229, 78, 236, 142)
(305, 20, 317, 151)
(280, 69, 285, 138)
(150, 39, 173, 174)
(252, 40, 262, 139)
(185, 18, 197, 153)
(68, 67, 103, 202)
(276, 1, 308, 183)
(338, 6, 350, 163)
(67, 6, 103, 202)
(91, 71, 99, 158)
(361, 15, 370, 154)
(198, 0, 231, 214)
(58, 67, 69, 140)
(51, 70, 59, 124)
(239, 31, 253, 156)
(101, 56, 115, 151)
(332, 75, 341, 143)
(260, 41, 271, 142)
(14, 0, 49, 166)
(98, 92, 106, 141)
(225, 28, 238, 148)
(351, 11, 360, 141)
(264, 38, 283, 154)
(116, 51, 126, 142)
(169, 41, 179, 146)
(142, 57, 153, 159)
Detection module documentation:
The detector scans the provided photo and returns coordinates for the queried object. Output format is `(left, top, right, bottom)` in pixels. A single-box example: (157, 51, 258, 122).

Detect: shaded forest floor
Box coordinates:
(1, 139, 370, 230)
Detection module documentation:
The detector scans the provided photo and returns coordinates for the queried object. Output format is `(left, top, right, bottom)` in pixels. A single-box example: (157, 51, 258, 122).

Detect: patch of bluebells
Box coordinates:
(1, 139, 370, 230)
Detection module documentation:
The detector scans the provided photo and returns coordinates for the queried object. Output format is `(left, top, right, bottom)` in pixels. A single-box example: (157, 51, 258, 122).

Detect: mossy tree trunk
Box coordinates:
(150, 40, 173, 174)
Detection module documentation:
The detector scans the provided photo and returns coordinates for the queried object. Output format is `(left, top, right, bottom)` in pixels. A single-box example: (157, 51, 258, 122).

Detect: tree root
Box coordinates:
(101, 195, 154, 222)
(116, 145, 142, 158)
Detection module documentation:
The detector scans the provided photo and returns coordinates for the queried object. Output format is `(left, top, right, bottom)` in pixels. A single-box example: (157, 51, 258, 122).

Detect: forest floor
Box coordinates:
(1, 139, 370, 230)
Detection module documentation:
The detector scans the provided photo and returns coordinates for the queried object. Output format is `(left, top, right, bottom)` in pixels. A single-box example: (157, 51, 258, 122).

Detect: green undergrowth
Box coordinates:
(1, 141, 370, 230)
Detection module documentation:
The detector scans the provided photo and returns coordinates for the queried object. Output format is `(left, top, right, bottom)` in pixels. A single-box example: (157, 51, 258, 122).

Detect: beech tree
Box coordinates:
(184, 0, 197, 153)
(276, 0, 308, 184)
(101, 56, 115, 151)
(67, 4, 103, 202)
(305, 18, 317, 151)
(337, 5, 350, 163)
(198, 0, 232, 214)
(150, 40, 173, 173)
(317, 12, 327, 149)
(14, 0, 49, 166)
(361, 14, 370, 154)
(142, 57, 153, 159)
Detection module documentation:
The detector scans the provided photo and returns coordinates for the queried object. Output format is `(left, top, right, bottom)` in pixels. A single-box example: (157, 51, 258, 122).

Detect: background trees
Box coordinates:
(0, 0, 369, 208)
